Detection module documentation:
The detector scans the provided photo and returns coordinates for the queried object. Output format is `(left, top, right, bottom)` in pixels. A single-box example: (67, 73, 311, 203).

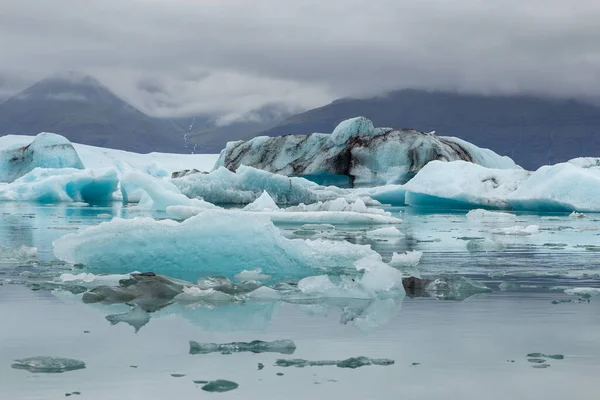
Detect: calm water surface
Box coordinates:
(1, 203, 599, 399)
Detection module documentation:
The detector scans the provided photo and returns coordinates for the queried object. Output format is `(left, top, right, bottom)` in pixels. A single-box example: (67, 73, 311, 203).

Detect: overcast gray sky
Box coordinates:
(1, 0, 600, 121)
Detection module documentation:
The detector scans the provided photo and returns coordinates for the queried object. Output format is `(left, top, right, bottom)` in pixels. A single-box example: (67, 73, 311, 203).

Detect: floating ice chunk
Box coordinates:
(167, 205, 401, 225)
(246, 286, 281, 300)
(12, 356, 86, 373)
(564, 287, 600, 297)
(526, 353, 564, 360)
(492, 225, 539, 236)
(243, 190, 280, 211)
(466, 238, 505, 252)
(366, 227, 404, 238)
(53, 210, 376, 281)
(355, 254, 404, 293)
(234, 268, 271, 282)
(122, 171, 219, 211)
(300, 224, 335, 231)
(569, 211, 585, 219)
(275, 356, 394, 369)
(286, 198, 388, 216)
(105, 307, 151, 333)
(466, 209, 517, 221)
(0, 168, 118, 204)
(174, 287, 234, 303)
(0, 245, 37, 266)
(58, 272, 134, 287)
(173, 165, 336, 205)
(351, 185, 406, 206)
(189, 339, 296, 355)
(0, 133, 84, 183)
(201, 380, 239, 393)
(426, 277, 492, 300)
(297, 275, 372, 299)
(389, 251, 422, 268)
(405, 161, 528, 209)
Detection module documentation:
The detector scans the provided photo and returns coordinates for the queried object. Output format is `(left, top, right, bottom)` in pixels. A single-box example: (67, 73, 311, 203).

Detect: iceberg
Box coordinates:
(216, 117, 518, 187)
(0, 168, 119, 204)
(53, 210, 377, 281)
(172, 165, 341, 205)
(406, 160, 600, 212)
(189, 339, 296, 355)
(0, 133, 84, 183)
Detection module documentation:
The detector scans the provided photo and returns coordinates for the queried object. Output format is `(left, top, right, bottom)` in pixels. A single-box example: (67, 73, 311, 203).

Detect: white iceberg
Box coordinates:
(389, 250, 423, 268)
(243, 190, 280, 211)
(406, 160, 600, 212)
(0, 133, 84, 183)
(53, 209, 377, 282)
(492, 225, 539, 236)
(466, 209, 517, 222)
(0, 167, 119, 204)
(216, 117, 518, 187)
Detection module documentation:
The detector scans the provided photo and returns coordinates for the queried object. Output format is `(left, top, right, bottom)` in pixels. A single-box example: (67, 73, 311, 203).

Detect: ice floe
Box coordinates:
(53, 210, 377, 281)
(189, 339, 296, 355)
(11, 356, 86, 373)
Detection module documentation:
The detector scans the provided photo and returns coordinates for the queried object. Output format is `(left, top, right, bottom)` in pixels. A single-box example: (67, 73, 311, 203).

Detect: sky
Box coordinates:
(1, 0, 600, 122)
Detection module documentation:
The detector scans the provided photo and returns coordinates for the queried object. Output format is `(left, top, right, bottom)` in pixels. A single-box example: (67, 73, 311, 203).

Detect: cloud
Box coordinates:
(1, 0, 600, 117)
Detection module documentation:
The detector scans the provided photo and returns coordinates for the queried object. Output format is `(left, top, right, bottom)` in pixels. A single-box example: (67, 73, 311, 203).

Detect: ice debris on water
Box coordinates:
(234, 268, 271, 282)
(189, 339, 296, 355)
(275, 356, 394, 369)
(0, 245, 37, 266)
(569, 211, 585, 219)
(466, 238, 505, 252)
(492, 225, 539, 236)
(12, 356, 86, 373)
(201, 380, 239, 393)
(389, 250, 423, 278)
(366, 227, 404, 239)
(564, 287, 600, 298)
(531, 364, 551, 369)
(105, 307, 151, 333)
(258, 363, 264, 370)
(170, 373, 186, 378)
(425, 277, 492, 301)
(466, 209, 517, 222)
(527, 353, 564, 360)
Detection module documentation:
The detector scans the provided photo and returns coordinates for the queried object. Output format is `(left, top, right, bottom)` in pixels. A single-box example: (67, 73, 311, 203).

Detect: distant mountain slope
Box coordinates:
(258, 90, 600, 169)
(174, 104, 294, 153)
(0, 72, 186, 154)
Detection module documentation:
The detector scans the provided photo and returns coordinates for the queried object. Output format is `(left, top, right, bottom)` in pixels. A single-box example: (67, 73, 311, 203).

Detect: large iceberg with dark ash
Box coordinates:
(215, 117, 518, 187)
(0, 133, 84, 182)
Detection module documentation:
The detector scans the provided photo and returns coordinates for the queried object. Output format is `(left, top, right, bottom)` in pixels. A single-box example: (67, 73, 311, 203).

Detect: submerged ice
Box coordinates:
(189, 339, 296, 355)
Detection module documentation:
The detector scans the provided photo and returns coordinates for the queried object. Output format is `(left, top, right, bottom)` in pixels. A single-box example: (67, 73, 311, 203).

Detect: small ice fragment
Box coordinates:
(201, 380, 239, 393)
(170, 373, 186, 378)
(569, 211, 585, 219)
(234, 268, 271, 282)
(366, 227, 404, 238)
(12, 357, 86, 373)
(246, 286, 281, 300)
(531, 364, 551, 369)
(527, 358, 547, 364)
(189, 340, 296, 355)
(300, 224, 335, 231)
(105, 307, 151, 333)
(466, 209, 517, 221)
(426, 277, 492, 301)
(276, 372, 284, 376)
(275, 357, 394, 369)
(466, 238, 504, 252)
(526, 353, 564, 360)
(492, 225, 539, 235)
(564, 287, 600, 297)
(258, 363, 264, 370)
(193, 380, 208, 384)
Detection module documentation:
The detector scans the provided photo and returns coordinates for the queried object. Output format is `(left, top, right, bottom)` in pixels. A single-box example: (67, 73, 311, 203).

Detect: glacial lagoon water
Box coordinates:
(1, 203, 599, 399)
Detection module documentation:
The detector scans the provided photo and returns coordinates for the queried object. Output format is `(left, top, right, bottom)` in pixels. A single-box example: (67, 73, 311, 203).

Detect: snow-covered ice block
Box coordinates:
(405, 161, 529, 209)
(0, 133, 84, 183)
(0, 168, 118, 204)
(53, 210, 377, 281)
(217, 117, 518, 187)
(466, 209, 517, 222)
